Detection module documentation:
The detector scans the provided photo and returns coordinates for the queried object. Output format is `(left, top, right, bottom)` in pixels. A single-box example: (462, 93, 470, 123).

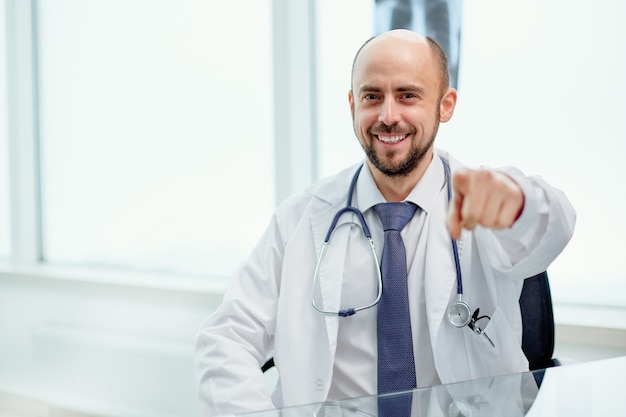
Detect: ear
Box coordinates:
(439, 87, 457, 123)
(348, 89, 355, 119)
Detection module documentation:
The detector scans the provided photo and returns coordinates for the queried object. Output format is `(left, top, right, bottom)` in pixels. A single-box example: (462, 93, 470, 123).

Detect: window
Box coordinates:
(36, 0, 273, 276)
(5, 0, 626, 309)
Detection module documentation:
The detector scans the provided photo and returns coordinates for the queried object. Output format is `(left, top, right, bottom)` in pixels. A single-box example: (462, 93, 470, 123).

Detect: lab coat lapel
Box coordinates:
(423, 191, 459, 348)
(424, 151, 472, 382)
(310, 202, 348, 362)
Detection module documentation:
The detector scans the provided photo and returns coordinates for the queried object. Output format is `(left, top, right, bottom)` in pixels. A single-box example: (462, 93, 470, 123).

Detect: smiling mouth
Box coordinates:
(375, 134, 408, 144)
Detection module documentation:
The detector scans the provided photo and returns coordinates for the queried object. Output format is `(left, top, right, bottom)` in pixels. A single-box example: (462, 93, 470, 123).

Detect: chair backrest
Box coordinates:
(519, 271, 557, 370)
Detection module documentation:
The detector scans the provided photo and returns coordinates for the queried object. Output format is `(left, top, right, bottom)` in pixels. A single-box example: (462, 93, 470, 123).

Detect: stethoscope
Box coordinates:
(311, 157, 495, 346)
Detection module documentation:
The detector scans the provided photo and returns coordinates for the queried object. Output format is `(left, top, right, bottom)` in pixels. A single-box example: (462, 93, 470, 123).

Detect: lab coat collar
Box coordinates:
(308, 182, 354, 393)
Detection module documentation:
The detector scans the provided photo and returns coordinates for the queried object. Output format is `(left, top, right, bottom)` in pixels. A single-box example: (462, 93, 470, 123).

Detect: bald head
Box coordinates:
(350, 30, 450, 95)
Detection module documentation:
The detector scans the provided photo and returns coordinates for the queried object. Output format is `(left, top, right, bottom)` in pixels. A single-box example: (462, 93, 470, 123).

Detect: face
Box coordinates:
(349, 33, 455, 178)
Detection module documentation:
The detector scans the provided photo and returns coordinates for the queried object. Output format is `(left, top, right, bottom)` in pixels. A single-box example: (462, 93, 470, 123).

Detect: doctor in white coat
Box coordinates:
(195, 30, 576, 416)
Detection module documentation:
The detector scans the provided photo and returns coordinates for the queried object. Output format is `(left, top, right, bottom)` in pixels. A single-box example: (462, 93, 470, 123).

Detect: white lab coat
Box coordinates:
(195, 150, 576, 416)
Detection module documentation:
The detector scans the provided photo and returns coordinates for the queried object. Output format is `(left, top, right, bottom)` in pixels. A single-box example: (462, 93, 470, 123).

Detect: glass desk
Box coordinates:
(235, 355, 626, 416)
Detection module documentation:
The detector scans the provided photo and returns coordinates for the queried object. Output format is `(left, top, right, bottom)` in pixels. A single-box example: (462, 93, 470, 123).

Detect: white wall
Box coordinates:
(0, 268, 223, 417)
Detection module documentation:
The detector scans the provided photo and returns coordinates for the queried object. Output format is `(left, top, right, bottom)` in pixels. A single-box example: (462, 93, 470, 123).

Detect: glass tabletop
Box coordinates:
(234, 355, 626, 417)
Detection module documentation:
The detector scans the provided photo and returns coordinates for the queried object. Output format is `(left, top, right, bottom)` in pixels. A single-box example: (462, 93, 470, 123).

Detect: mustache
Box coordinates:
(369, 123, 414, 135)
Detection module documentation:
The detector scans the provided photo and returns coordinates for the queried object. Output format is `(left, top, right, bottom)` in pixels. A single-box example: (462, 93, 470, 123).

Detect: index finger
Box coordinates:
(447, 171, 469, 239)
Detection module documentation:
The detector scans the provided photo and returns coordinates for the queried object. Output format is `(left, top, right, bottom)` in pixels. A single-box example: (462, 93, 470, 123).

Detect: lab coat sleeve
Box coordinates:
(195, 213, 284, 416)
(474, 166, 576, 279)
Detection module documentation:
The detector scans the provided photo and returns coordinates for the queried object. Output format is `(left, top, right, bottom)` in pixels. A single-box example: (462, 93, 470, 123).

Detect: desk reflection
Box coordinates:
(235, 356, 626, 417)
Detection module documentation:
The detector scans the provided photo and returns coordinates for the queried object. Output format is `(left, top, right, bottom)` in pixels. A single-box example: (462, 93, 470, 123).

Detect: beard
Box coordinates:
(363, 122, 439, 177)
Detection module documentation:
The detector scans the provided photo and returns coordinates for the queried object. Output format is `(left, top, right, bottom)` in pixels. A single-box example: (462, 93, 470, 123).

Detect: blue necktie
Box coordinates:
(374, 202, 418, 394)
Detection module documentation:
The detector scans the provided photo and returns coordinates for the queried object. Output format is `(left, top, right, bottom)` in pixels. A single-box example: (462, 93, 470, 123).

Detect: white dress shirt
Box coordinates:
(328, 154, 446, 399)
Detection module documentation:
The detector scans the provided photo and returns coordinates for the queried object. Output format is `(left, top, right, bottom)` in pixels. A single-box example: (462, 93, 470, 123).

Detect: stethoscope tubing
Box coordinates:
(442, 158, 464, 296)
(312, 157, 465, 320)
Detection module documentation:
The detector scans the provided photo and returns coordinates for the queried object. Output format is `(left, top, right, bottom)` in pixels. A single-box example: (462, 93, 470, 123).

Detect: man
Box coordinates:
(195, 30, 575, 416)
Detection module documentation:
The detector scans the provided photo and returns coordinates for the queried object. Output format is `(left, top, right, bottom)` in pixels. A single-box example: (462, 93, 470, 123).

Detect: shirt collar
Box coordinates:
(355, 153, 446, 214)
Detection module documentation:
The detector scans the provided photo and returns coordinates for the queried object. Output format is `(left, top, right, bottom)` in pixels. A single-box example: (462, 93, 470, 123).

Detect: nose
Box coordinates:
(379, 98, 401, 126)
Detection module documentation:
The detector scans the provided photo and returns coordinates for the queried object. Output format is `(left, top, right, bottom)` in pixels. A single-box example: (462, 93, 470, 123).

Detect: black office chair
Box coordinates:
(262, 270, 558, 373)
(519, 270, 559, 370)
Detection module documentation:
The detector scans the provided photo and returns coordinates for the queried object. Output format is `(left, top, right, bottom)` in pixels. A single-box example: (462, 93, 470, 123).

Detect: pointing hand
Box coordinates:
(447, 169, 524, 240)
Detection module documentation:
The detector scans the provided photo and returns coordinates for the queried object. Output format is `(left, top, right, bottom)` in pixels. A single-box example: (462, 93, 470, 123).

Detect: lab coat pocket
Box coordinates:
(465, 306, 528, 380)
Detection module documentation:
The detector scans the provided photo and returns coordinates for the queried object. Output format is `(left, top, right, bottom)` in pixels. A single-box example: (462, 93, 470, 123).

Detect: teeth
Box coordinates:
(377, 134, 405, 144)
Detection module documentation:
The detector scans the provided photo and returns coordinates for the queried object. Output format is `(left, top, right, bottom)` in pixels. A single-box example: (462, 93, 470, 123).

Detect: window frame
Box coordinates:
(5, 0, 42, 263)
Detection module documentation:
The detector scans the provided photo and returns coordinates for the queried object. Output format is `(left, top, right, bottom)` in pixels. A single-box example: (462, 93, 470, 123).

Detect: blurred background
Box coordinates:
(1, 0, 625, 416)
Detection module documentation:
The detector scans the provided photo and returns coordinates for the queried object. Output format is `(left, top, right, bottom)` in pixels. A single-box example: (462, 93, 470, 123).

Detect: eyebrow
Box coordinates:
(358, 84, 426, 95)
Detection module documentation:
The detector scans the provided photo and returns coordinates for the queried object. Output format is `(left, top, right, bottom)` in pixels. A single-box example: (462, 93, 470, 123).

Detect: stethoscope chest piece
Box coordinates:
(448, 297, 472, 328)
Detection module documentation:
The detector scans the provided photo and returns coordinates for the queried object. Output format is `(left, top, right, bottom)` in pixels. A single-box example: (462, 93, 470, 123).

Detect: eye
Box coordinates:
(402, 92, 417, 99)
(363, 93, 379, 101)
